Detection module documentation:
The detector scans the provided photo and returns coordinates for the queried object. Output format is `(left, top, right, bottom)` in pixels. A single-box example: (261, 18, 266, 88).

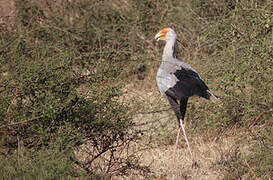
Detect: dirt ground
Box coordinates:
(0, 0, 16, 25)
(119, 79, 248, 180)
(1, 1, 256, 179)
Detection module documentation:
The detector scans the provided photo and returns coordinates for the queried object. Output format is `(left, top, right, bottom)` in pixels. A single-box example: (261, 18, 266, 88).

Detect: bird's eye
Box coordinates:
(162, 30, 167, 34)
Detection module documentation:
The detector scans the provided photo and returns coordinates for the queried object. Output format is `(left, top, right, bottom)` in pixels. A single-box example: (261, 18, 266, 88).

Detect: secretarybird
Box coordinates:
(155, 27, 219, 158)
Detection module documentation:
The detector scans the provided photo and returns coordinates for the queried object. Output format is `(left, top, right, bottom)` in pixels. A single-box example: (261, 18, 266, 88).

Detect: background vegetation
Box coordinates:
(0, 0, 272, 179)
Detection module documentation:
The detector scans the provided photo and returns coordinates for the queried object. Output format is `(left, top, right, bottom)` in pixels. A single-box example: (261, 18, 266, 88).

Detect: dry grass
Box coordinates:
(1, 0, 272, 179)
(140, 136, 241, 180)
(118, 80, 243, 179)
(118, 77, 265, 180)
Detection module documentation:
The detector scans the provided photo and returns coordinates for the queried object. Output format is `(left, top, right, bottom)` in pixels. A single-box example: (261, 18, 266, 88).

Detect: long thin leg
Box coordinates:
(165, 95, 182, 163)
(173, 126, 181, 163)
(180, 119, 193, 157)
(166, 95, 192, 161)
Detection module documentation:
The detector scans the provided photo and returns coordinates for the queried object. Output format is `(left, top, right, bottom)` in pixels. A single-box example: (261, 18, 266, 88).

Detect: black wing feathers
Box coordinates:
(166, 67, 210, 100)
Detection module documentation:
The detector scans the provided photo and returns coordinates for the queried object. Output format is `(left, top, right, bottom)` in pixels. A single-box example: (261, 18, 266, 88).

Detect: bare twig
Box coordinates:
(241, 151, 260, 180)
(0, 115, 44, 129)
(249, 108, 273, 128)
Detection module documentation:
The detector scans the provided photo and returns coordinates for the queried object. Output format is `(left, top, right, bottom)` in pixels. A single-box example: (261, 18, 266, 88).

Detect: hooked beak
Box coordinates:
(155, 28, 170, 41)
(155, 32, 165, 41)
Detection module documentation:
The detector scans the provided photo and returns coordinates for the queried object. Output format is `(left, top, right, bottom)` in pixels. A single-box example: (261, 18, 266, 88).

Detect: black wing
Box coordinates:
(166, 67, 210, 100)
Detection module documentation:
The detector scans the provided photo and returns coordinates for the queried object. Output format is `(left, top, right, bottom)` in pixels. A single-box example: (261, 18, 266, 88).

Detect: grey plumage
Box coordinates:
(155, 28, 218, 112)
(155, 27, 219, 158)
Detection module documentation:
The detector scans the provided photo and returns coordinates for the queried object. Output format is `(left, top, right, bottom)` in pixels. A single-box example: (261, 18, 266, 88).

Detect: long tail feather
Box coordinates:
(207, 90, 220, 103)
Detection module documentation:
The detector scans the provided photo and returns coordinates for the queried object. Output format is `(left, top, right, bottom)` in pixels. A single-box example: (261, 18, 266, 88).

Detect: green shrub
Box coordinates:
(0, 0, 272, 178)
(0, 0, 153, 178)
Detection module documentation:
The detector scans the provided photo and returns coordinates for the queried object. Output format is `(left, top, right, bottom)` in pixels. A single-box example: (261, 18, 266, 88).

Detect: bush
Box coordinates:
(0, 0, 153, 178)
(0, 0, 272, 179)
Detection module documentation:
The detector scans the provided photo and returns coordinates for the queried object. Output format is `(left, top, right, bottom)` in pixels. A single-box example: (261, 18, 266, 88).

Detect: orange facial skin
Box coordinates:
(158, 28, 170, 39)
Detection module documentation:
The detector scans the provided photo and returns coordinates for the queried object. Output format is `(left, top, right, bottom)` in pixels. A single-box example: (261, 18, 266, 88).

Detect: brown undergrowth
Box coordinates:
(117, 79, 256, 180)
(1, 0, 272, 179)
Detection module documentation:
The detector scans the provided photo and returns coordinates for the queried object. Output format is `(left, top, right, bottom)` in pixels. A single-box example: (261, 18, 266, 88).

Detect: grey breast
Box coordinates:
(156, 57, 198, 94)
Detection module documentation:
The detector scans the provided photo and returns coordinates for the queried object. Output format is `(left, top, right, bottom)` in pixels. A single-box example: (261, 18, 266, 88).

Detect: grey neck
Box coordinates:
(163, 38, 178, 60)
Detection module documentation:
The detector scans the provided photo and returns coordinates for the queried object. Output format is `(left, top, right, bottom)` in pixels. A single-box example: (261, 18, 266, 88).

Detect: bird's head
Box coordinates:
(155, 27, 177, 41)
